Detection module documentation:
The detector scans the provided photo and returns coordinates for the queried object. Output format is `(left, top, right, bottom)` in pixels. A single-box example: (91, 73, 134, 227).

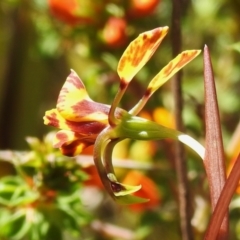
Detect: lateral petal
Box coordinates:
(44, 109, 70, 130)
(53, 130, 92, 156)
(117, 27, 169, 83)
(44, 109, 107, 135)
(147, 50, 201, 95)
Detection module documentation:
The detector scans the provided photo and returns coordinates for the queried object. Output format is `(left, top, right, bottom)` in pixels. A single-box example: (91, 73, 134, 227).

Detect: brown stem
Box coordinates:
(171, 0, 193, 239)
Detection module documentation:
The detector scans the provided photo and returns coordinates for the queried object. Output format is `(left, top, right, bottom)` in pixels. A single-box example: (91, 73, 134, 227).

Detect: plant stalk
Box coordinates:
(171, 0, 193, 239)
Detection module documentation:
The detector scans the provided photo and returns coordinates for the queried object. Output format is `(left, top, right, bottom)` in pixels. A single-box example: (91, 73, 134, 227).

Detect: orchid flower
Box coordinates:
(44, 26, 205, 204)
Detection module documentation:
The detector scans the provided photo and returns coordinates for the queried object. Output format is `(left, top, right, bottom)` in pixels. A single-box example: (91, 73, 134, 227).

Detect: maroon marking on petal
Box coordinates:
(119, 80, 128, 90)
(163, 61, 174, 76)
(143, 34, 147, 40)
(110, 181, 126, 193)
(150, 28, 163, 43)
(72, 100, 110, 117)
(118, 57, 126, 72)
(68, 71, 85, 89)
(163, 51, 199, 77)
(60, 139, 90, 157)
(46, 112, 60, 128)
(54, 132, 69, 148)
(144, 88, 152, 98)
(118, 29, 163, 72)
(57, 94, 67, 105)
(131, 29, 163, 67)
(65, 120, 106, 135)
(175, 51, 199, 69)
(59, 88, 69, 97)
(60, 87, 69, 94)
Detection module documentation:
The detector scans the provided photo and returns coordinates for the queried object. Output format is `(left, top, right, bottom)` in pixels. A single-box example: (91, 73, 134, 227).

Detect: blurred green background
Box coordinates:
(0, 0, 239, 239)
(0, 0, 239, 150)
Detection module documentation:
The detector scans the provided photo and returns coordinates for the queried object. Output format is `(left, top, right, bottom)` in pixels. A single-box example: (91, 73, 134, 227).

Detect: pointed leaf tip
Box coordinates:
(203, 45, 228, 236)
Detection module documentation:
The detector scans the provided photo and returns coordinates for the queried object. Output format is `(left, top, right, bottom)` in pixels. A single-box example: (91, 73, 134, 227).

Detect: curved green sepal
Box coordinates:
(116, 194, 149, 205)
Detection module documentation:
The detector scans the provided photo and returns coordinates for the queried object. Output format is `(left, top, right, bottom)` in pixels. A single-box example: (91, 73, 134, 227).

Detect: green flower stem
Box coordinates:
(109, 83, 128, 126)
(129, 95, 150, 116)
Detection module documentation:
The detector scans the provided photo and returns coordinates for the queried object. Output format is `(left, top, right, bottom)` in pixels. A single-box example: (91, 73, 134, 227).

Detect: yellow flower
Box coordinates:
(44, 26, 204, 204)
(44, 26, 200, 157)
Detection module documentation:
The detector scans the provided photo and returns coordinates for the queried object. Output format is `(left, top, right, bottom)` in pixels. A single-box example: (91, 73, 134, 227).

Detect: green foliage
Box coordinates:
(0, 133, 90, 240)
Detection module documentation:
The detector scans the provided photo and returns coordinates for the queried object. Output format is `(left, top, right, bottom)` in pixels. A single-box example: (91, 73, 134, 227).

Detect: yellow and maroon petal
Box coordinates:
(44, 109, 70, 130)
(44, 109, 108, 135)
(53, 130, 93, 156)
(69, 100, 110, 123)
(130, 50, 201, 115)
(60, 141, 89, 156)
(57, 70, 110, 122)
(53, 130, 78, 148)
(147, 50, 201, 94)
(57, 70, 90, 115)
(117, 26, 169, 83)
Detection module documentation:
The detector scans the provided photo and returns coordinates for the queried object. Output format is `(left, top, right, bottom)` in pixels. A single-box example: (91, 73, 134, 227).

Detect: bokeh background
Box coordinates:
(0, 0, 240, 239)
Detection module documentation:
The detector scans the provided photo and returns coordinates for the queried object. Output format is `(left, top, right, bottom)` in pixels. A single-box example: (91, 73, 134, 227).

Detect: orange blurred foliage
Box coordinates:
(153, 107, 175, 129)
(102, 17, 128, 48)
(128, 0, 160, 18)
(122, 170, 161, 211)
(48, 0, 101, 25)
